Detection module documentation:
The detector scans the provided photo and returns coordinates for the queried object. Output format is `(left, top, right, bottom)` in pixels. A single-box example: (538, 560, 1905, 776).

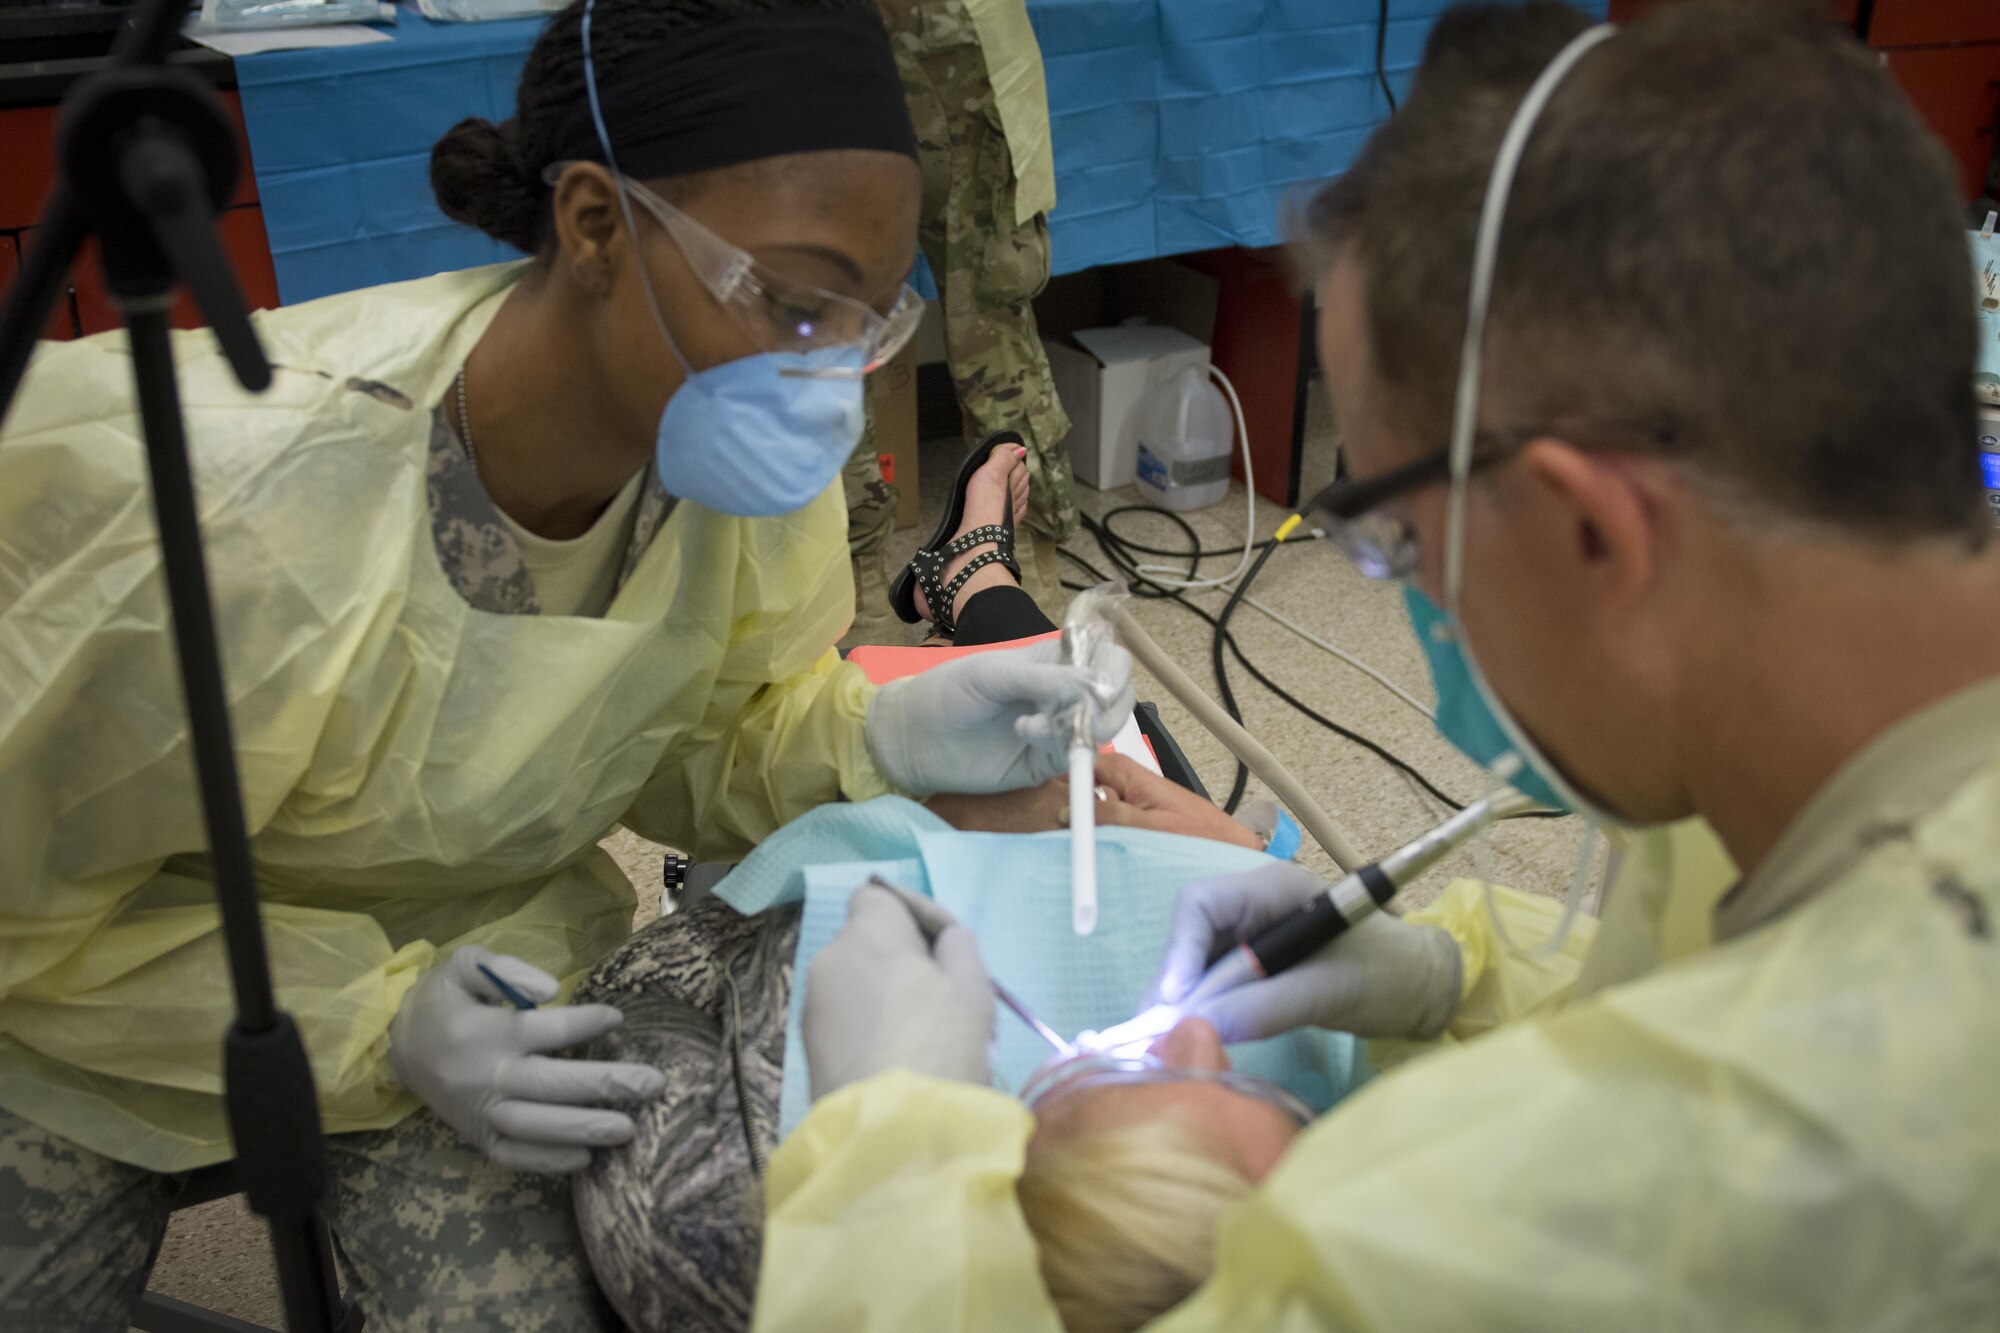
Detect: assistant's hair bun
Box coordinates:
(431, 116, 547, 254)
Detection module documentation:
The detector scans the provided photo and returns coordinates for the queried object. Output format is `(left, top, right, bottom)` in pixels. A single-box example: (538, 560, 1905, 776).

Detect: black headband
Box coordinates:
(547, 12, 919, 179)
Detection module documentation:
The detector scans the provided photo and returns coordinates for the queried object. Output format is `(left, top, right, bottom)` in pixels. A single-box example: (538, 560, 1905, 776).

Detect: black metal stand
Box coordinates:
(0, 1, 355, 1328)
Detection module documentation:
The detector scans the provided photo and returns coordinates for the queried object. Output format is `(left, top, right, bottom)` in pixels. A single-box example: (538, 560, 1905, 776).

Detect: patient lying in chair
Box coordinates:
(570, 762, 1364, 1333)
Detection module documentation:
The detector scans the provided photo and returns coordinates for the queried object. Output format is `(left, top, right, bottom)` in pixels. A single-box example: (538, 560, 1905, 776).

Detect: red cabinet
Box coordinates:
(1608, 1, 1858, 22)
(1608, 0, 1998, 203)
(1, 88, 275, 340)
(1882, 43, 2000, 201)
(1869, 1, 2000, 49)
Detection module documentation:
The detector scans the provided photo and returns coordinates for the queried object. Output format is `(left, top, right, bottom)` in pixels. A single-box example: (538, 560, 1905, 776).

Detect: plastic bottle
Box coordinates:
(1134, 365, 1234, 511)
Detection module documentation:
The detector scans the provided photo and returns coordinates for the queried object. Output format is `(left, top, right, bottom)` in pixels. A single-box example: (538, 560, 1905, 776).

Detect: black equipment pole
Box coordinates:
(0, 0, 358, 1326)
(125, 305, 278, 1030)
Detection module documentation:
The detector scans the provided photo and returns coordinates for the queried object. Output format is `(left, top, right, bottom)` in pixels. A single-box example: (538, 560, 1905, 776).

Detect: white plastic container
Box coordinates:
(1133, 365, 1234, 511)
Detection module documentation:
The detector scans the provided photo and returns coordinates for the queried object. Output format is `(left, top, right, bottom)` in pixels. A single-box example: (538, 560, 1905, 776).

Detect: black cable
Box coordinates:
(1064, 511, 1566, 820)
(1211, 540, 1282, 812)
(1073, 511, 1259, 809)
(1064, 541, 1466, 813)
(1375, 0, 1398, 115)
(1098, 505, 1262, 561)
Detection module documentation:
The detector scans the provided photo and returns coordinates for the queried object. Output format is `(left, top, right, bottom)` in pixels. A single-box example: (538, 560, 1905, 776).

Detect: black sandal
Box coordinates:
(888, 430, 1024, 639)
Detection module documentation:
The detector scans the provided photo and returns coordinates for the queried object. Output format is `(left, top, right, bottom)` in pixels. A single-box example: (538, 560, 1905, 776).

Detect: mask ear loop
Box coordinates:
(581, 0, 700, 388)
(1441, 23, 1617, 958)
(1479, 795, 1602, 960)
(1441, 23, 1617, 613)
(1440, 22, 1620, 817)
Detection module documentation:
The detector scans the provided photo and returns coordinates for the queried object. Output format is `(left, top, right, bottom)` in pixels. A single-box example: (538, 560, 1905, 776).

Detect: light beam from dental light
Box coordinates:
(1076, 1002, 1183, 1056)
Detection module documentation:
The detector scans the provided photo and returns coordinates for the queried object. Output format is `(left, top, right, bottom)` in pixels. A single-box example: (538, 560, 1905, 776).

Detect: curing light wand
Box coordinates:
(1178, 793, 1525, 1010)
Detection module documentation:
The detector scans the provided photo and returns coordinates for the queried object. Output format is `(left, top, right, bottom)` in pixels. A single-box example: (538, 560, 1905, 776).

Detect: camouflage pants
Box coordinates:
(843, 447, 900, 563)
(0, 1106, 612, 1332)
(849, 0, 1077, 558)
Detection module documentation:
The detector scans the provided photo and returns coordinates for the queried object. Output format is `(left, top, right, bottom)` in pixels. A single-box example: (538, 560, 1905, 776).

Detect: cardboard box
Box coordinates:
(1036, 257, 1219, 346)
(867, 343, 921, 528)
(1038, 257, 1220, 492)
(1049, 324, 1211, 490)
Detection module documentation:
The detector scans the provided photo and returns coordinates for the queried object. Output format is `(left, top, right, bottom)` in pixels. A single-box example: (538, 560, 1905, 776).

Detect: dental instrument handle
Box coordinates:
(1105, 603, 1363, 872)
(993, 979, 1073, 1056)
(474, 962, 539, 1012)
(1181, 795, 1515, 1009)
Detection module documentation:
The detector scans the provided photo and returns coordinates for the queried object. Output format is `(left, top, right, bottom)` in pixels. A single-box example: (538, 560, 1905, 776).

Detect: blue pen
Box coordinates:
(476, 961, 539, 1011)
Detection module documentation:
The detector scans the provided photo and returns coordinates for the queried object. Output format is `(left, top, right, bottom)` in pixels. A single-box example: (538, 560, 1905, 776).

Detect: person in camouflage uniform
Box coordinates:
(569, 894, 799, 1333)
(844, 0, 1076, 643)
(2, 0, 1067, 1323)
(0, 1105, 614, 1333)
(842, 448, 905, 646)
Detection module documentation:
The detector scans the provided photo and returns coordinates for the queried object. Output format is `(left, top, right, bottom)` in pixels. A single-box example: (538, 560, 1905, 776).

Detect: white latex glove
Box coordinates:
(802, 882, 996, 1100)
(864, 637, 1136, 796)
(388, 946, 667, 1175)
(1146, 862, 1463, 1043)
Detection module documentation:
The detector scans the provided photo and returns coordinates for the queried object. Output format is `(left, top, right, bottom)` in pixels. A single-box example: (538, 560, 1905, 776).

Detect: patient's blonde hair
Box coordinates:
(1015, 1118, 1251, 1333)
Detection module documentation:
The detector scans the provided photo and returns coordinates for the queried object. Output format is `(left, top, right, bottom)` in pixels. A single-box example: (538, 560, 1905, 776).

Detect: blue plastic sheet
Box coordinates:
(235, 0, 1606, 305)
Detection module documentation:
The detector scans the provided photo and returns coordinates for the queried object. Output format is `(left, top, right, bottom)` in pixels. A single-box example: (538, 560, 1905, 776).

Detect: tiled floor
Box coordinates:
(140, 392, 1598, 1327)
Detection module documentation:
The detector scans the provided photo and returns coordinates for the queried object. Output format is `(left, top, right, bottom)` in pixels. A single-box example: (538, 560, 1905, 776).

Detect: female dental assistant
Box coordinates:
(0, 0, 1125, 1325)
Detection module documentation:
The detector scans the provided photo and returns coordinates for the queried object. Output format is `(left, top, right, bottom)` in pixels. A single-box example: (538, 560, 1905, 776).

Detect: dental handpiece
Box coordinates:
(1179, 794, 1521, 1009)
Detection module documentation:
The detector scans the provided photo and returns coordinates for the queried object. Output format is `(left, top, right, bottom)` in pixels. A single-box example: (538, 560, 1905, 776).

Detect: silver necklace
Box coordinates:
(454, 366, 476, 465)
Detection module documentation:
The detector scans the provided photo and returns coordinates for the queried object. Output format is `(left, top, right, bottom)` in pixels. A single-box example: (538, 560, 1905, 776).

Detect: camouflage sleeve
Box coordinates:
(569, 898, 801, 1333)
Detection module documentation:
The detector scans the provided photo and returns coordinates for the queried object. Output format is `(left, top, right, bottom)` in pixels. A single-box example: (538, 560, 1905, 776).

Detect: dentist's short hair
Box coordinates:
(1297, 0, 1986, 546)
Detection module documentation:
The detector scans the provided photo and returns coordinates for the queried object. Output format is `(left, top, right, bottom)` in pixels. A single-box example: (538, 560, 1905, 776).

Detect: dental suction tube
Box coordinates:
(1106, 603, 1363, 872)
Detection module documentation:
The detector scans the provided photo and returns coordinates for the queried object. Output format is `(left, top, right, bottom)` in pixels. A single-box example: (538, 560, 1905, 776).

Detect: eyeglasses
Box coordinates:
(1020, 1052, 1315, 1127)
(1304, 421, 1677, 580)
(544, 164, 924, 380)
(1303, 443, 1506, 581)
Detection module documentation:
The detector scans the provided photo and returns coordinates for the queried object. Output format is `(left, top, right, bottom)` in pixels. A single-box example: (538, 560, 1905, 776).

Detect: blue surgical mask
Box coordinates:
(652, 343, 865, 517)
(576, 0, 874, 519)
(1402, 585, 1567, 811)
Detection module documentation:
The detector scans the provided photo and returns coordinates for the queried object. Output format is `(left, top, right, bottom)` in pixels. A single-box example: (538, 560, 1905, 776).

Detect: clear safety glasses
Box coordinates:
(1020, 1053, 1316, 1127)
(1304, 420, 1675, 580)
(545, 164, 922, 379)
(1303, 442, 1509, 581)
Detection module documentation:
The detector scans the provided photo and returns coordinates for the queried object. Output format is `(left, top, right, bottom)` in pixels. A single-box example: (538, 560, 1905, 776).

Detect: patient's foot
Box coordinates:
(913, 443, 1030, 632)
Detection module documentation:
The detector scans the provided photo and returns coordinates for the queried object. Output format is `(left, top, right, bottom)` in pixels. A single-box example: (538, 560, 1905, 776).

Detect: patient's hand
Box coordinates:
(924, 755, 1263, 848)
(925, 780, 1070, 833)
(1092, 754, 1263, 850)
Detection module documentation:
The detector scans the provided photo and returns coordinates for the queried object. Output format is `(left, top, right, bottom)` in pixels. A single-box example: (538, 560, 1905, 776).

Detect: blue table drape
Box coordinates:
(234, 0, 1606, 305)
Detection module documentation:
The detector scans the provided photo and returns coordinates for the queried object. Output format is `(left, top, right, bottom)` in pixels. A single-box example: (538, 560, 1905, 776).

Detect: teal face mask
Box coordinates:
(1403, 584, 1566, 811)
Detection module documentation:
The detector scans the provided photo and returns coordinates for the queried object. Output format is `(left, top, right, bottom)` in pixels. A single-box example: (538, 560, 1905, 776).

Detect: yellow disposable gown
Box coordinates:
(0, 263, 892, 1172)
(756, 722, 2000, 1328)
(962, 0, 1057, 224)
